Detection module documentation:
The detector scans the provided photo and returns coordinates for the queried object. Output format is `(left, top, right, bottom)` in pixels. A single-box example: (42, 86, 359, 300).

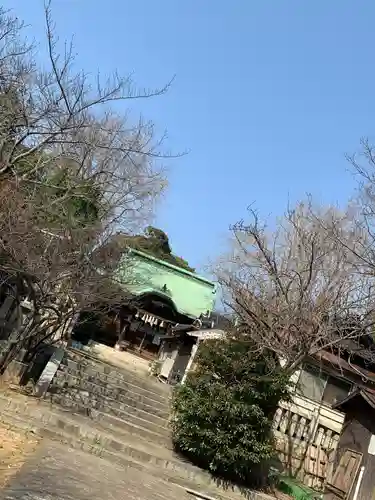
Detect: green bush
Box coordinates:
(171, 339, 290, 487)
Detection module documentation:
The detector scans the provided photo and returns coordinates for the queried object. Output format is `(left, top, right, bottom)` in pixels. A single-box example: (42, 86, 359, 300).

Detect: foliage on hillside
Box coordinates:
(134, 226, 195, 272)
(171, 338, 290, 487)
(104, 226, 195, 273)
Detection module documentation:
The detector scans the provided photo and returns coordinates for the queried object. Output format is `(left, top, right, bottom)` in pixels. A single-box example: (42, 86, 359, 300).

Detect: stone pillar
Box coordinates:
(34, 347, 65, 397)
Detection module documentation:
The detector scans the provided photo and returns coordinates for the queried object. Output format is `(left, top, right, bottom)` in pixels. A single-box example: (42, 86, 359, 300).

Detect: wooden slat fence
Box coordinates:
(273, 395, 345, 491)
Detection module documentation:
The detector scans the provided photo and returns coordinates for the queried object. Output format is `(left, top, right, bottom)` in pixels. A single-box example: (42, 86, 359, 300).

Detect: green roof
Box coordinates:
(115, 248, 217, 319)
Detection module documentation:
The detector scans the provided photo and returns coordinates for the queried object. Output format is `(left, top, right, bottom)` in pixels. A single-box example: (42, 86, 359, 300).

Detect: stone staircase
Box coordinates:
(46, 348, 173, 449)
(0, 347, 268, 500)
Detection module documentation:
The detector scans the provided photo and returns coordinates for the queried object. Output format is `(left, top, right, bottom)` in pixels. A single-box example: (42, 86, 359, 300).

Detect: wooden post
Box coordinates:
(138, 331, 147, 352)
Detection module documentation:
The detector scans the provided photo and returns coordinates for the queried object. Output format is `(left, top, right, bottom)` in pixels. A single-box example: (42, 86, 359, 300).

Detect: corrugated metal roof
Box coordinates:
(334, 388, 375, 411)
(187, 329, 225, 340)
(316, 350, 375, 382)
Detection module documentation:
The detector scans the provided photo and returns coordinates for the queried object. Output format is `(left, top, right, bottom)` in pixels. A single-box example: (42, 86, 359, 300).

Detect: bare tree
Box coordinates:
(0, 3, 174, 369)
(316, 138, 375, 280)
(217, 202, 374, 374)
(0, 3, 172, 175)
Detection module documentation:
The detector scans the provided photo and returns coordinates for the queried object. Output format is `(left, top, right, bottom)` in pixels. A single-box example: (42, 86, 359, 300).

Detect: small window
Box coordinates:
(297, 365, 327, 402)
(297, 365, 352, 406)
(322, 376, 351, 406)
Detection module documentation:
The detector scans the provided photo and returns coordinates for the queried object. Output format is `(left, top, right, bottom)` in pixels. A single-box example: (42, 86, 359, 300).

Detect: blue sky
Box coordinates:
(5, 1, 375, 272)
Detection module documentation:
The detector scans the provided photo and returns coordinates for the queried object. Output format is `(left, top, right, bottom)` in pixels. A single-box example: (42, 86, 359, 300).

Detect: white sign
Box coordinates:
(368, 434, 375, 455)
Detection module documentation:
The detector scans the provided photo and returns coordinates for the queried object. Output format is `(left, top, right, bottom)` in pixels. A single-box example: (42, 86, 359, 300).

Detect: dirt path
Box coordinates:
(0, 425, 38, 490)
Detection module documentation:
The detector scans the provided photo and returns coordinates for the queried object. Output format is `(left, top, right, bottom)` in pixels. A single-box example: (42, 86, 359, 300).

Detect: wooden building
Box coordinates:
(72, 248, 218, 365)
(274, 336, 375, 494)
(323, 389, 375, 500)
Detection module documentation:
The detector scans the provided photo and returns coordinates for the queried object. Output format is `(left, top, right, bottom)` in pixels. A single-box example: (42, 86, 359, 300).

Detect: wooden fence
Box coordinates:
(273, 394, 345, 490)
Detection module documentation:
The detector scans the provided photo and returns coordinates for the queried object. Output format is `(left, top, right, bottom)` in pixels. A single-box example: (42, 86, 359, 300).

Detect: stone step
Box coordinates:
(47, 383, 170, 429)
(57, 363, 170, 408)
(65, 347, 170, 391)
(92, 409, 172, 449)
(48, 392, 171, 437)
(0, 397, 248, 500)
(0, 410, 229, 500)
(0, 406, 180, 473)
(0, 393, 266, 500)
(62, 354, 170, 401)
(51, 370, 170, 419)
